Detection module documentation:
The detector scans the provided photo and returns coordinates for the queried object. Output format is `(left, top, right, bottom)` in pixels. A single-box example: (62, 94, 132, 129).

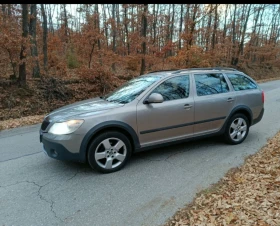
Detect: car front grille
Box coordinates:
(41, 120, 50, 131)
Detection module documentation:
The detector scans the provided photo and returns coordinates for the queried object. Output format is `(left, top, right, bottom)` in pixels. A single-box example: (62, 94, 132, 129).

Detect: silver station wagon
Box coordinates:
(40, 67, 264, 173)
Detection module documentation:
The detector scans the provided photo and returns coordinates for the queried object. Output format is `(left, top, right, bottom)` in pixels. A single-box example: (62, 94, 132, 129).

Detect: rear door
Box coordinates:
(193, 73, 236, 135)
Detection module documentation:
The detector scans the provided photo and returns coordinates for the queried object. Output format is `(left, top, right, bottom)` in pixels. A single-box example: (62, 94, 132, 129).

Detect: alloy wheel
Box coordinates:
(95, 137, 127, 170)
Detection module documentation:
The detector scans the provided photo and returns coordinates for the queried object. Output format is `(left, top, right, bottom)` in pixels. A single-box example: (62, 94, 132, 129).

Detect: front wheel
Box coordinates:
(87, 131, 132, 173)
(224, 113, 249, 145)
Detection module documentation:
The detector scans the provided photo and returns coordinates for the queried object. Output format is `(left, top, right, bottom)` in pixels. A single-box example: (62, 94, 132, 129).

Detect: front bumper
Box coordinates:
(40, 131, 85, 162)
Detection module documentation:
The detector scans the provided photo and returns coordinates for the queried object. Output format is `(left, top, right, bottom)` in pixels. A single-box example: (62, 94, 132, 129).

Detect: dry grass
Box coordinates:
(0, 114, 44, 131)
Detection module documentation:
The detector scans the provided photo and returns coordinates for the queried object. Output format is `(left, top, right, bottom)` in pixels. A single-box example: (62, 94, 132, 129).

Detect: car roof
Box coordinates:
(146, 67, 240, 76)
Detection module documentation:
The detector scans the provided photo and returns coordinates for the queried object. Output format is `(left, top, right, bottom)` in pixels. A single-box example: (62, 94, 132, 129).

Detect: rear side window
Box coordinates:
(152, 75, 190, 101)
(226, 73, 257, 91)
(194, 73, 229, 96)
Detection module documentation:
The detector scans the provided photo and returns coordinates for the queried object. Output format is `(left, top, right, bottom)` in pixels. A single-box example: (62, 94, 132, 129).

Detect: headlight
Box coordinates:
(48, 120, 84, 135)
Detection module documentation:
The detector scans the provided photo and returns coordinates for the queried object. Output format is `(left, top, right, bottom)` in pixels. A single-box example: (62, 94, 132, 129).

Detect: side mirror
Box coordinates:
(144, 93, 164, 104)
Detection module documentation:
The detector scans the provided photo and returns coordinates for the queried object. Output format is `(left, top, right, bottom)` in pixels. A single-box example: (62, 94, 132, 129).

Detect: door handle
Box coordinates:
(227, 98, 234, 102)
(184, 104, 192, 109)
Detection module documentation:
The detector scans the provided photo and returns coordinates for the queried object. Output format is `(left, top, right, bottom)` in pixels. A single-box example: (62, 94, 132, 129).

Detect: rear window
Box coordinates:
(226, 73, 257, 91)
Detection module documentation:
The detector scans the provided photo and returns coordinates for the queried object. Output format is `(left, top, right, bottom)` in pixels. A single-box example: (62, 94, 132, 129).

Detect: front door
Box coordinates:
(136, 75, 194, 147)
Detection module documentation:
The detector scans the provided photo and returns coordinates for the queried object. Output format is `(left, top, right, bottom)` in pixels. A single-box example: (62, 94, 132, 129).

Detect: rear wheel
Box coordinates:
(224, 113, 249, 145)
(87, 131, 132, 173)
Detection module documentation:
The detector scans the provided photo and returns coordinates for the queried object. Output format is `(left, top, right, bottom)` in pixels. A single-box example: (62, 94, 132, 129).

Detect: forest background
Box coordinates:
(0, 4, 280, 122)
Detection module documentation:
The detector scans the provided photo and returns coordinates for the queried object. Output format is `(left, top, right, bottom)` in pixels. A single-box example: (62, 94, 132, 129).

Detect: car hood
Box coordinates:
(45, 97, 124, 122)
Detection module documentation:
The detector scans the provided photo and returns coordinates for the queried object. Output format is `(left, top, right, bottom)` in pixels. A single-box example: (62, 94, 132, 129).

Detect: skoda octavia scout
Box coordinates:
(40, 67, 264, 173)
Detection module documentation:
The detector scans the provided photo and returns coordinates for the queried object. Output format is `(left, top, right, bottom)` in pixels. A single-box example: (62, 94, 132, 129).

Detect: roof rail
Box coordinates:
(147, 69, 180, 74)
(172, 67, 238, 74)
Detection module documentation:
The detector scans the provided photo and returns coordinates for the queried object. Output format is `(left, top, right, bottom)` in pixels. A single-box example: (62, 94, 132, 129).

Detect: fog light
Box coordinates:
(50, 149, 58, 157)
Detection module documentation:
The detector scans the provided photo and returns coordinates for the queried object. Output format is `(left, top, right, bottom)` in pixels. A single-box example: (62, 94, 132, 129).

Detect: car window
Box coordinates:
(104, 75, 162, 104)
(194, 73, 229, 96)
(226, 73, 257, 91)
(151, 75, 190, 101)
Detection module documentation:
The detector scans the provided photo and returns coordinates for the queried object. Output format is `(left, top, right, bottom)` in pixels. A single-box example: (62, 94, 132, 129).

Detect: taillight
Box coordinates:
(262, 91, 265, 103)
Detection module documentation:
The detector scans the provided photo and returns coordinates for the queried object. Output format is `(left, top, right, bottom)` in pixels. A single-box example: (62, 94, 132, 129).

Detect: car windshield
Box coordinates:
(103, 75, 161, 104)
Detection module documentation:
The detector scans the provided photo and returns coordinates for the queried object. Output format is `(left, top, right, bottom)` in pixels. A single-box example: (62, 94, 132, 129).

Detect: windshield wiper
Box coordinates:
(106, 99, 127, 104)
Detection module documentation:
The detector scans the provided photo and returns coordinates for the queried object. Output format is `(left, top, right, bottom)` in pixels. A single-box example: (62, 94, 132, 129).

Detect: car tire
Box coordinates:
(87, 131, 132, 173)
(224, 113, 249, 145)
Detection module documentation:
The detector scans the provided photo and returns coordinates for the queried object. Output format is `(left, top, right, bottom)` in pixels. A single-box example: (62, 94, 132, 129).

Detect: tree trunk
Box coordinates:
(231, 4, 237, 65)
(18, 4, 28, 87)
(238, 5, 252, 55)
(165, 4, 171, 57)
(232, 4, 251, 66)
(47, 4, 54, 34)
(89, 43, 95, 68)
(29, 4, 40, 78)
(211, 4, 218, 50)
(63, 4, 68, 42)
(94, 4, 102, 65)
(188, 4, 199, 48)
(102, 4, 109, 48)
(131, 5, 134, 33)
(222, 4, 228, 42)
(112, 4, 116, 53)
(124, 4, 130, 55)
(169, 4, 175, 56)
(112, 4, 116, 71)
(205, 4, 213, 51)
(116, 4, 120, 50)
(140, 4, 148, 75)
(41, 4, 48, 72)
(178, 4, 184, 50)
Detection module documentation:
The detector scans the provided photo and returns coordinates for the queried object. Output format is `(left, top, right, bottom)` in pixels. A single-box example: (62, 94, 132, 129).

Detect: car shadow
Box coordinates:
(48, 135, 225, 174)
(132, 135, 224, 161)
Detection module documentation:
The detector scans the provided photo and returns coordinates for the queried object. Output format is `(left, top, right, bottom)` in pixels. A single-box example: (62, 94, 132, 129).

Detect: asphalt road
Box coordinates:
(1, 80, 280, 226)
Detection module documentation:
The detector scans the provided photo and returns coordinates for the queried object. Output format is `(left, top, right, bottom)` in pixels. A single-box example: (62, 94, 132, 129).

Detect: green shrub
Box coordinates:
(67, 49, 79, 69)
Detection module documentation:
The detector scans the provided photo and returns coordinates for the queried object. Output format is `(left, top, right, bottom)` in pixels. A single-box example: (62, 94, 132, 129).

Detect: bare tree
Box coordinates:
(169, 4, 175, 56)
(112, 4, 116, 71)
(41, 4, 48, 72)
(222, 4, 229, 43)
(112, 4, 116, 53)
(178, 4, 184, 50)
(211, 4, 218, 50)
(29, 4, 40, 78)
(102, 4, 109, 48)
(94, 4, 102, 65)
(140, 4, 148, 75)
(231, 4, 237, 65)
(205, 4, 213, 51)
(123, 4, 130, 55)
(18, 4, 28, 87)
(188, 4, 199, 48)
(232, 4, 252, 65)
(63, 4, 68, 42)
